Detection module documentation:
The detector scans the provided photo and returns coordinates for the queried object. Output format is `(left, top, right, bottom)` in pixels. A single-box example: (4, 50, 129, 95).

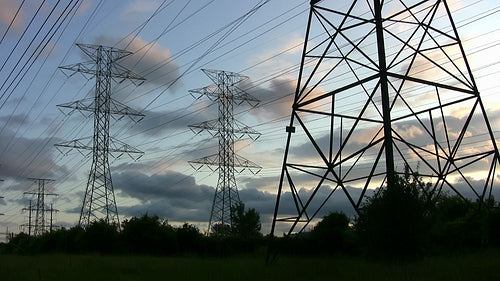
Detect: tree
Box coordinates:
(356, 166, 435, 259)
(311, 212, 354, 254)
(230, 202, 262, 238)
(121, 213, 176, 254)
(84, 220, 120, 253)
(210, 223, 232, 237)
(176, 223, 203, 252)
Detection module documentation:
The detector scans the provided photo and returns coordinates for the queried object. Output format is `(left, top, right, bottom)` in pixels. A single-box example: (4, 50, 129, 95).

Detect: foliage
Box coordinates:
(0, 213, 265, 256)
(230, 202, 262, 238)
(84, 220, 120, 253)
(356, 167, 436, 258)
(1, 190, 499, 258)
(210, 223, 232, 237)
(121, 214, 176, 254)
(176, 223, 204, 253)
(310, 212, 356, 254)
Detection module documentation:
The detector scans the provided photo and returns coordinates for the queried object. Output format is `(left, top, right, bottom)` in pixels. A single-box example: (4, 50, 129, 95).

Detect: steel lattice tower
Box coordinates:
(270, 0, 500, 237)
(23, 178, 57, 236)
(55, 44, 145, 227)
(189, 69, 261, 232)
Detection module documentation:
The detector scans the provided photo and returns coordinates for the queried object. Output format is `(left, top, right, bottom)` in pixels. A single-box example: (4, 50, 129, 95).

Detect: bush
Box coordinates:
(356, 167, 434, 259)
(121, 214, 177, 255)
(310, 212, 356, 254)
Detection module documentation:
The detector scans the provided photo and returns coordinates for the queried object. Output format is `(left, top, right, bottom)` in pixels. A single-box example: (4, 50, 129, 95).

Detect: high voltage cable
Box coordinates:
(0, 0, 26, 45)
(0, 0, 104, 162)
(2, 0, 500, 226)
(118, 0, 174, 49)
(141, 0, 271, 111)
(101, 0, 500, 156)
(0, 0, 47, 90)
(0, 0, 81, 110)
(0, 0, 85, 148)
(4, 0, 496, 183)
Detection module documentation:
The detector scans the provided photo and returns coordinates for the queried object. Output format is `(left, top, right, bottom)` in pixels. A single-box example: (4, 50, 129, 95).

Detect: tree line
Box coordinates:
(279, 168, 500, 259)
(2, 170, 500, 258)
(0, 202, 264, 256)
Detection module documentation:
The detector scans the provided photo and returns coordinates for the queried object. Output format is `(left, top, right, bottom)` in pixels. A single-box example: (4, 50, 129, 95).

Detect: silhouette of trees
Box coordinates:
(210, 223, 232, 237)
(230, 202, 262, 238)
(84, 220, 120, 253)
(355, 167, 437, 259)
(0, 212, 265, 256)
(310, 212, 355, 254)
(121, 214, 176, 255)
(1, 192, 499, 258)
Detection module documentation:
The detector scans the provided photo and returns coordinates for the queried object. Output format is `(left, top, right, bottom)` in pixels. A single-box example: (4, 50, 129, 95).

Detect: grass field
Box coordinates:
(1, 251, 500, 281)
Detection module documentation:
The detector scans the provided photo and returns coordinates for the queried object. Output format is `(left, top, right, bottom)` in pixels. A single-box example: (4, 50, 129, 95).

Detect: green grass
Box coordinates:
(1, 251, 499, 281)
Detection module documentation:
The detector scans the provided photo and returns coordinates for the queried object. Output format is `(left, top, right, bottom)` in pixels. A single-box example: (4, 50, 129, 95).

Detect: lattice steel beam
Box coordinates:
(270, 0, 500, 239)
(55, 44, 144, 228)
(189, 69, 261, 233)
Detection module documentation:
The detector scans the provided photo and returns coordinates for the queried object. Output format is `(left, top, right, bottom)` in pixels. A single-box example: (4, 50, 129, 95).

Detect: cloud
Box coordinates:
(89, 35, 181, 93)
(112, 170, 214, 221)
(244, 78, 295, 122)
(128, 108, 208, 137)
(122, 0, 163, 22)
(76, 1, 92, 16)
(275, 96, 500, 195)
(0, 0, 24, 31)
(0, 128, 68, 189)
(247, 32, 303, 75)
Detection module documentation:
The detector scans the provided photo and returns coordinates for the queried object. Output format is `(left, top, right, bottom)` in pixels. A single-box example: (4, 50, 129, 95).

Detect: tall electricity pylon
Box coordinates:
(23, 178, 57, 236)
(270, 0, 500, 237)
(55, 44, 145, 227)
(189, 69, 261, 232)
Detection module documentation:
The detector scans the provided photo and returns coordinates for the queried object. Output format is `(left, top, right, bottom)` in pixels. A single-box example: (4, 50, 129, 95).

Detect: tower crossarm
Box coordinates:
(189, 85, 260, 107)
(55, 137, 143, 160)
(59, 44, 144, 85)
(234, 154, 262, 174)
(202, 69, 248, 85)
(59, 62, 145, 85)
(76, 43, 133, 61)
(188, 154, 220, 171)
(57, 98, 145, 122)
(108, 137, 144, 160)
(188, 119, 261, 140)
(189, 153, 261, 173)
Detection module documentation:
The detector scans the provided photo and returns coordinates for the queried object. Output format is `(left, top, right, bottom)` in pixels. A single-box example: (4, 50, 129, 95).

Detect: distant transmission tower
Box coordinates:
(270, 0, 500, 237)
(22, 178, 57, 236)
(55, 43, 145, 227)
(189, 69, 261, 232)
(0, 195, 3, 217)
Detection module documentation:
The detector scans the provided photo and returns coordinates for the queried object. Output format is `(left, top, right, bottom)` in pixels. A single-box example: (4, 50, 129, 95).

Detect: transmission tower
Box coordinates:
(270, 0, 500, 237)
(189, 69, 261, 232)
(55, 43, 145, 227)
(22, 178, 57, 236)
(0, 195, 3, 216)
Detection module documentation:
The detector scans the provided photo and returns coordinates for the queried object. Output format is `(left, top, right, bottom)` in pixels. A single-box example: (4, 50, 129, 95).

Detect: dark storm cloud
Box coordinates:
(112, 170, 214, 221)
(111, 167, 363, 224)
(241, 78, 295, 121)
(0, 129, 68, 188)
(239, 183, 367, 225)
(0, 113, 31, 128)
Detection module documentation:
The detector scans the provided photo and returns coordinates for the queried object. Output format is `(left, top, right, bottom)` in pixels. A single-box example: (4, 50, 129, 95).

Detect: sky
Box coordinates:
(0, 0, 499, 237)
